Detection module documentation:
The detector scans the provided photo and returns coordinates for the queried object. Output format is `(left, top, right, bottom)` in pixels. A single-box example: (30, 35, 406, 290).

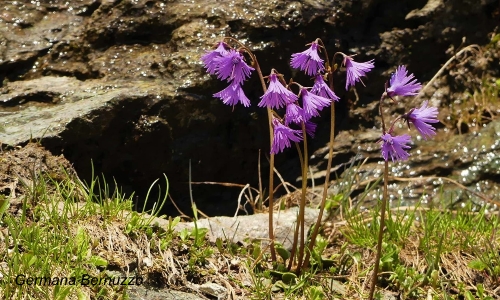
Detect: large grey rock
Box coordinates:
(173, 207, 327, 251)
(128, 286, 206, 300)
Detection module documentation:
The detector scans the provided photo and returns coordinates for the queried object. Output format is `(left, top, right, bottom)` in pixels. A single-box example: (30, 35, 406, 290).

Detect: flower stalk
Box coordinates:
(369, 66, 438, 299)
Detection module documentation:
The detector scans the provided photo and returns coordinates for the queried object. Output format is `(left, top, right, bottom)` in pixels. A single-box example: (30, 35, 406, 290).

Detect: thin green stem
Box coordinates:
(257, 150, 262, 211)
(368, 160, 389, 300)
(369, 92, 389, 299)
(379, 92, 388, 133)
(303, 70, 336, 269)
(226, 36, 277, 262)
(296, 121, 308, 273)
(287, 142, 305, 270)
(268, 150, 276, 262)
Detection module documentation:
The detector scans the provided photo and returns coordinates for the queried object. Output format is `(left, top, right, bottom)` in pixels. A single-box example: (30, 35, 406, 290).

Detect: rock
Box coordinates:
(173, 207, 327, 251)
(128, 286, 206, 300)
(406, 0, 444, 20)
(199, 282, 227, 299)
(0, 0, 499, 217)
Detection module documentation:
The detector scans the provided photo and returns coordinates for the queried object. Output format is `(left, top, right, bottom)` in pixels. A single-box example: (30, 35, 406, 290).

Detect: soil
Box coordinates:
(0, 142, 74, 201)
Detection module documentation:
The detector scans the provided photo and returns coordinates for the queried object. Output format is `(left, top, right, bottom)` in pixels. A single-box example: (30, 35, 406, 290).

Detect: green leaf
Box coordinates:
(27, 254, 37, 267)
(0, 195, 10, 220)
(252, 244, 261, 260)
(281, 272, 297, 284)
(215, 238, 224, 253)
(54, 286, 72, 300)
(276, 246, 290, 261)
(169, 216, 180, 230)
(90, 255, 108, 267)
(272, 280, 288, 292)
(464, 290, 475, 300)
(468, 259, 487, 271)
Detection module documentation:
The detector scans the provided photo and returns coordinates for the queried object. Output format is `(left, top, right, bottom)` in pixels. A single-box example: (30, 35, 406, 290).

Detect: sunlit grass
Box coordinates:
(0, 162, 499, 299)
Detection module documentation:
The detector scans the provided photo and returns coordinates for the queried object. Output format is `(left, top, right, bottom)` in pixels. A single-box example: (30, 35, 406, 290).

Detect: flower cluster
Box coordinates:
(201, 40, 347, 154)
(201, 39, 401, 156)
(380, 66, 439, 162)
(201, 42, 254, 107)
(267, 42, 379, 154)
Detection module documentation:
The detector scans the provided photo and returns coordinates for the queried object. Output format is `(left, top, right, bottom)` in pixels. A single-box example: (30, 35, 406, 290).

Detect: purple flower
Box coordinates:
(311, 74, 340, 102)
(380, 133, 412, 162)
(300, 88, 332, 120)
(215, 49, 254, 84)
(201, 42, 229, 75)
(290, 42, 325, 76)
(343, 55, 374, 90)
(404, 100, 439, 139)
(305, 121, 317, 138)
(271, 118, 303, 154)
(258, 73, 298, 109)
(284, 102, 304, 125)
(213, 82, 250, 107)
(387, 65, 421, 97)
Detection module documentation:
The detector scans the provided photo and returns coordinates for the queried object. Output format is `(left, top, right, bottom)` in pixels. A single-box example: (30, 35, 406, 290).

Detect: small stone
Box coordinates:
(199, 282, 227, 299)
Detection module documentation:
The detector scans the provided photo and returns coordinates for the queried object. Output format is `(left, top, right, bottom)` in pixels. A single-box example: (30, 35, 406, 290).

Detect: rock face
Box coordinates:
(0, 0, 499, 216)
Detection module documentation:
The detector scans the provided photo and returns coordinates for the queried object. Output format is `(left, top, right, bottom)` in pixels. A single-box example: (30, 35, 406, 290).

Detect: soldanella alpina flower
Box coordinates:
(258, 73, 298, 109)
(404, 100, 439, 139)
(300, 88, 332, 120)
(380, 133, 412, 162)
(290, 41, 325, 76)
(284, 102, 304, 126)
(213, 81, 251, 107)
(342, 54, 375, 90)
(215, 49, 254, 85)
(386, 65, 421, 97)
(311, 74, 340, 101)
(305, 121, 317, 138)
(201, 42, 229, 75)
(271, 117, 303, 154)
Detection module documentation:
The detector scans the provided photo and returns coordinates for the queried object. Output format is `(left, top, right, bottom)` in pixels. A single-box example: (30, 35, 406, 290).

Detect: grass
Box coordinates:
(0, 163, 499, 299)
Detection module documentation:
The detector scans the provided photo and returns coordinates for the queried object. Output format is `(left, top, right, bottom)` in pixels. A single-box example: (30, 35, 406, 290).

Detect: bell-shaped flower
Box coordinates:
(290, 42, 324, 76)
(305, 121, 317, 138)
(213, 81, 250, 107)
(387, 65, 421, 97)
(300, 88, 331, 120)
(380, 133, 412, 162)
(271, 117, 303, 154)
(343, 54, 374, 90)
(215, 49, 254, 85)
(201, 42, 229, 75)
(404, 100, 439, 139)
(311, 74, 340, 101)
(284, 102, 304, 126)
(258, 73, 298, 109)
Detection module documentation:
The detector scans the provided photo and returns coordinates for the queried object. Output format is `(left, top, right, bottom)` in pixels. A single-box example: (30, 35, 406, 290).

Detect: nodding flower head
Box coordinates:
(300, 88, 332, 120)
(404, 100, 439, 139)
(201, 42, 229, 75)
(271, 117, 303, 154)
(380, 133, 412, 162)
(258, 73, 298, 109)
(213, 81, 251, 107)
(311, 74, 340, 102)
(305, 120, 317, 138)
(342, 54, 374, 90)
(386, 65, 421, 97)
(215, 49, 254, 84)
(290, 42, 325, 76)
(284, 102, 304, 126)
